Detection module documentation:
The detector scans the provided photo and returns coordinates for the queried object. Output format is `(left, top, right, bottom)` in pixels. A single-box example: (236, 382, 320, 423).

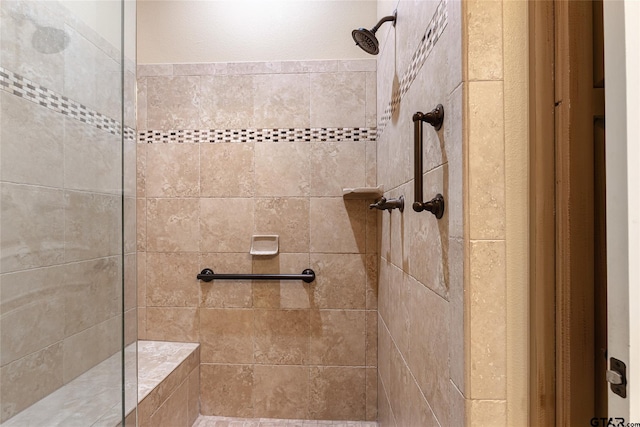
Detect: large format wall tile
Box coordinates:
(254, 142, 310, 197)
(310, 142, 366, 197)
(200, 143, 254, 198)
(146, 198, 200, 253)
(147, 76, 202, 130)
(310, 72, 366, 128)
(200, 75, 254, 129)
(200, 198, 254, 253)
(252, 74, 310, 128)
(253, 365, 309, 419)
(146, 143, 200, 198)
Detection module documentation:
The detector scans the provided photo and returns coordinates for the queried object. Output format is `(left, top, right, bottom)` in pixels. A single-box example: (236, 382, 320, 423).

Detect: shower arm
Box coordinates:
(370, 14, 396, 34)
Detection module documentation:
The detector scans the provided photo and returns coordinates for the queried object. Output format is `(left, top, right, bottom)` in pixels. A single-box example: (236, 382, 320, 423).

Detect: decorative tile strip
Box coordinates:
(0, 66, 123, 137)
(138, 127, 377, 144)
(378, 0, 448, 139)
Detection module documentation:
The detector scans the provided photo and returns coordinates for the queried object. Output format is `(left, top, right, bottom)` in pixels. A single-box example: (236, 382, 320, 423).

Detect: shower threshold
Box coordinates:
(194, 415, 379, 427)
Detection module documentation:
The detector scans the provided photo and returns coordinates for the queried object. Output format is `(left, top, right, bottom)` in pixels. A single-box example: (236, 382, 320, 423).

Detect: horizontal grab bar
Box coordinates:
(197, 268, 316, 283)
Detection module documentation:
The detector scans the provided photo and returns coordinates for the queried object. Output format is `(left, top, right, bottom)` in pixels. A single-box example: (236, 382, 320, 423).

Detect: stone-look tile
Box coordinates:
(0, 183, 64, 273)
(146, 307, 199, 342)
(450, 382, 466, 427)
(445, 85, 464, 240)
(253, 365, 309, 419)
(200, 143, 255, 198)
(147, 379, 189, 427)
(137, 78, 148, 130)
(365, 311, 378, 367)
(0, 266, 65, 365)
(200, 364, 253, 418)
(310, 254, 366, 309)
(466, 0, 503, 81)
(310, 73, 366, 128)
(389, 189, 409, 271)
(124, 197, 137, 255)
(173, 63, 228, 76)
(310, 142, 366, 197)
(395, 0, 439, 76)
(199, 309, 254, 364)
(309, 367, 365, 420)
(64, 119, 121, 194)
(200, 75, 255, 128)
(137, 198, 147, 251)
(62, 26, 99, 117)
(63, 257, 121, 336)
(365, 72, 377, 128)
(200, 253, 253, 308)
(309, 310, 365, 366)
(200, 198, 254, 252)
(254, 310, 310, 365)
(389, 346, 439, 427)
(138, 307, 148, 340)
(254, 198, 310, 253)
(468, 81, 505, 240)
(408, 166, 448, 298)
(377, 318, 391, 395)
(188, 368, 200, 427)
(377, 375, 396, 427)
(309, 199, 366, 254)
(252, 253, 311, 309)
(365, 140, 377, 189)
(125, 308, 137, 346)
(254, 143, 310, 197)
(377, 258, 390, 324)
(252, 74, 310, 128)
(469, 240, 506, 399)
(467, 400, 507, 427)
(228, 61, 282, 75)
(408, 280, 450, 426)
(145, 143, 200, 197)
(365, 368, 377, 422)
(0, 343, 63, 423)
(137, 142, 147, 198)
(138, 64, 173, 77)
(449, 237, 465, 393)
(146, 198, 200, 253)
(64, 191, 121, 262)
(147, 76, 202, 130)
(387, 266, 410, 358)
(365, 254, 378, 309)
(0, 93, 64, 187)
(62, 316, 121, 383)
(138, 251, 147, 307)
(146, 252, 200, 307)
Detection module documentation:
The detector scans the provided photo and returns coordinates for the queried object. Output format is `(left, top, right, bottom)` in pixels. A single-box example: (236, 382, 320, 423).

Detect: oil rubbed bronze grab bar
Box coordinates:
(197, 268, 316, 283)
(413, 105, 445, 219)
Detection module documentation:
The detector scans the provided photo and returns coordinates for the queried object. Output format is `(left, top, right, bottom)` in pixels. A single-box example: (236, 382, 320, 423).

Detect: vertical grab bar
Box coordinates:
(412, 105, 446, 218)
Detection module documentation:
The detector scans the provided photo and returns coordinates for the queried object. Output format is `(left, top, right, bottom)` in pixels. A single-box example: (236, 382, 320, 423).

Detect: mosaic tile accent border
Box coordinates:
(0, 66, 127, 137)
(378, 0, 448, 138)
(139, 127, 377, 144)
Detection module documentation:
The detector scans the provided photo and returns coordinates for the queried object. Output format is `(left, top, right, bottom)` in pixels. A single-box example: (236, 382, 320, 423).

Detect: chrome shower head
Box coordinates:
(352, 12, 396, 55)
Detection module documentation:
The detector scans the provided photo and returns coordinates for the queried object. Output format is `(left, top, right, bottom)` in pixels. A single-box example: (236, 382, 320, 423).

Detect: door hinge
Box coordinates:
(607, 357, 627, 398)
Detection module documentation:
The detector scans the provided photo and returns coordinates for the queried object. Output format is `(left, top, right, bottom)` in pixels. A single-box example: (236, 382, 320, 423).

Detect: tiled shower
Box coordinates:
(1, 0, 522, 425)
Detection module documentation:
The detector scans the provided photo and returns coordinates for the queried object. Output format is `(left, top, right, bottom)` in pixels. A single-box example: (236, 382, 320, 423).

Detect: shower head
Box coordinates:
(352, 12, 396, 55)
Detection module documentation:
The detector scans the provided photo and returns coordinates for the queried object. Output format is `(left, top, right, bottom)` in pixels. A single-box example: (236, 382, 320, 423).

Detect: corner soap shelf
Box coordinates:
(342, 185, 384, 200)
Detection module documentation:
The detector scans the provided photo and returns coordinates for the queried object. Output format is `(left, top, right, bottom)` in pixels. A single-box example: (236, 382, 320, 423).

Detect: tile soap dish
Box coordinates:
(342, 185, 384, 200)
(250, 235, 279, 256)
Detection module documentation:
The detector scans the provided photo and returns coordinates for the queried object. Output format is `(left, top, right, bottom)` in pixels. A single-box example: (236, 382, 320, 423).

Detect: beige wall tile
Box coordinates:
(254, 142, 310, 197)
(377, 257, 390, 325)
(138, 307, 147, 340)
(467, 399, 507, 427)
(138, 64, 173, 77)
(146, 76, 202, 130)
(466, 0, 503, 81)
(469, 240, 506, 399)
(200, 364, 253, 417)
(254, 198, 310, 253)
(450, 382, 466, 427)
(145, 143, 200, 198)
(146, 198, 200, 253)
(366, 310, 378, 367)
(1, 183, 64, 273)
(173, 63, 228, 76)
(200, 253, 253, 308)
(309, 198, 366, 253)
(377, 316, 391, 395)
(253, 365, 310, 419)
(310, 72, 366, 128)
(252, 253, 311, 309)
(199, 308, 254, 364)
(124, 197, 137, 255)
(309, 367, 366, 420)
(310, 142, 366, 197)
(408, 279, 450, 426)
(200, 143, 255, 198)
(365, 72, 377, 128)
(200, 198, 254, 252)
(449, 237, 466, 393)
(137, 78, 148, 130)
(0, 343, 63, 423)
(387, 266, 410, 358)
(309, 310, 366, 366)
(252, 74, 310, 128)
(254, 309, 310, 365)
(138, 251, 147, 308)
(200, 75, 255, 128)
(377, 374, 396, 427)
(187, 367, 200, 427)
(146, 252, 200, 307)
(147, 379, 189, 427)
(310, 253, 366, 309)
(366, 367, 378, 422)
(146, 307, 199, 342)
(365, 254, 378, 309)
(137, 198, 147, 251)
(468, 81, 505, 240)
(365, 140, 377, 189)
(137, 142, 147, 198)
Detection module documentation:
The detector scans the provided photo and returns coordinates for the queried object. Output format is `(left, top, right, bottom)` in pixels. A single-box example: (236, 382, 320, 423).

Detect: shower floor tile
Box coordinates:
(193, 415, 378, 427)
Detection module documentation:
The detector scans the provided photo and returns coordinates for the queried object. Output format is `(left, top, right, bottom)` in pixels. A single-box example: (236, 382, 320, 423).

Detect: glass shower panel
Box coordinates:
(0, 0, 135, 425)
